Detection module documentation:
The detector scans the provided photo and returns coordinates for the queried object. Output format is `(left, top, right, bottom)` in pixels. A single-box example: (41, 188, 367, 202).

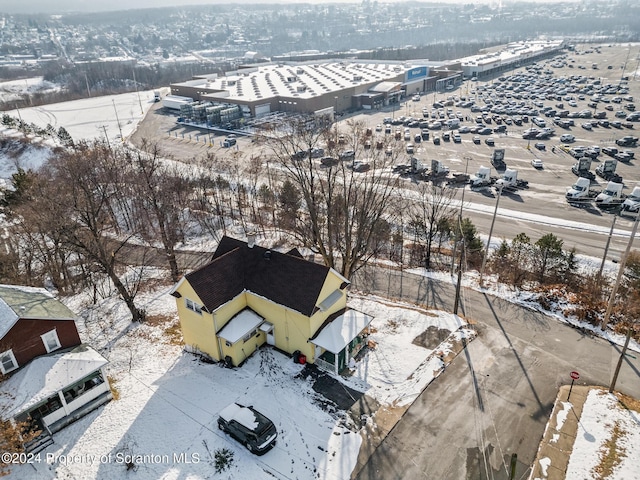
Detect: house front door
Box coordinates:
(260, 322, 275, 346)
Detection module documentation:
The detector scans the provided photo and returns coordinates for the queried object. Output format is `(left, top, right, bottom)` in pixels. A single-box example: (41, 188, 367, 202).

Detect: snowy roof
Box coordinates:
(0, 344, 108, 418)
(310, 309, 373, 354)
(0, 284, 77, 339)
(217, 309, 264, 344)
(172, 61, 408, 103)
(219, 403, 259, 430)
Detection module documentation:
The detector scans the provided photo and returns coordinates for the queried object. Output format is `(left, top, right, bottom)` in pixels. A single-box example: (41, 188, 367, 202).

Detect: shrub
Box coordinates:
(214, 448, 234, 473)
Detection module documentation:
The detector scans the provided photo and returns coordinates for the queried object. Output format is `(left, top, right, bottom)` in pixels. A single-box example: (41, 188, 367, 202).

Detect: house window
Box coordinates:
(0, 349, 18, 374)
(41, 329, 62, 353)
(185, 299, 202, 315)
(242, 329, 257, 343)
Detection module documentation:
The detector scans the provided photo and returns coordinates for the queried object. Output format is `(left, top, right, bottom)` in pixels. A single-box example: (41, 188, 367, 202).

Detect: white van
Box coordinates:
(446, 118, 460, 129)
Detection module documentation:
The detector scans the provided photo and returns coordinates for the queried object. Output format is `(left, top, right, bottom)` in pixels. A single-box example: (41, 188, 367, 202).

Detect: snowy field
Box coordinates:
(0, 76, 60, 103)
(5, 272, 470, 480)
(1, 86, 158, 146)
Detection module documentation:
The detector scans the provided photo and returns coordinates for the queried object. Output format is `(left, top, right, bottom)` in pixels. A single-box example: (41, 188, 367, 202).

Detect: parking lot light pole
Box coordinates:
(479, 185, 503, 287)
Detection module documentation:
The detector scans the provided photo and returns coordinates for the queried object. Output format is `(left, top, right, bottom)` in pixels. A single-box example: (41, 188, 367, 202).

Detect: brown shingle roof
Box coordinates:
(185, 236, 331, 317)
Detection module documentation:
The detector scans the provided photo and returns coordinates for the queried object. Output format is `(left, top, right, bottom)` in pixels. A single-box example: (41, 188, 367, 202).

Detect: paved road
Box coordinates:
(352, 265, 640, 480)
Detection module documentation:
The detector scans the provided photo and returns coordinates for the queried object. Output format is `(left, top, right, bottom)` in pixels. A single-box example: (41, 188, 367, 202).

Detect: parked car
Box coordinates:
(218, 403, 277, 455)
(350, 160, 371, 172)
(531, 158, 544, 169)
(485, 137, 495, 146)
(433, 136, 441, 145)
(338, 150, 355, 160)
(560, 134, 575, 143)
(473, 135, 481, 144)
(320, 156, 339, 167)
(534, 142, 546, 150)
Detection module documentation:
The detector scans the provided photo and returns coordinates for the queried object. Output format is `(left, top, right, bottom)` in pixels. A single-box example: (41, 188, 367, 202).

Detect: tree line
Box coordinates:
(0, 116, 637, 335)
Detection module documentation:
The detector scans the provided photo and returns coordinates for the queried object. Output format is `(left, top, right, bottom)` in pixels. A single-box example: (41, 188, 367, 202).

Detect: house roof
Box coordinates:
(217, 308, 264, 344)
(183, 236, 344, 317)
(0, 344, 108, 418)
(0, 284, 77, 339)
(310, 308, 373, 354)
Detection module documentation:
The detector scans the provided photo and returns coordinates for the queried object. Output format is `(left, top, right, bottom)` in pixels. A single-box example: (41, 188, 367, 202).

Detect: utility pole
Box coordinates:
(132, 66, 143, 114)
(601, 212, 640, 329)
(609, 326, 633, 393)
(84, 72, 91, 98)
(451, 157, 470, 275)
(597, 214, 617, 282)
(102, 125, 111, 149)
(112, 99, 123, 141)
(479, 185, 503, 287)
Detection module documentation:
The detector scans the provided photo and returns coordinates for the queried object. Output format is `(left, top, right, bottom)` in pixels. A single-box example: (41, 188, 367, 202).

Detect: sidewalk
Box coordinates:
(529, 385, 593, 480)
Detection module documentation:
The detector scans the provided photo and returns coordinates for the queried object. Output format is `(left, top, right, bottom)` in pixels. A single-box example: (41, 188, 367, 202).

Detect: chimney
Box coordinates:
(247, 231, 256, 248)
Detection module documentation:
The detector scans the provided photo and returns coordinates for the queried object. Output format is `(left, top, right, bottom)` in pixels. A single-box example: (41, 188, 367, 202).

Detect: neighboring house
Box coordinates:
(170, 236, 373, 374)
(0, 285, 111, 451)
(0, 284, 81, 373)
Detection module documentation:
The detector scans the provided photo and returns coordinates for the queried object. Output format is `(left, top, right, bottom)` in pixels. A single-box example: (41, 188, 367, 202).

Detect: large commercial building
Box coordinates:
(167, 39, 563, 123)
(169, 60, 463, 119)
(460, 39, 564, 80)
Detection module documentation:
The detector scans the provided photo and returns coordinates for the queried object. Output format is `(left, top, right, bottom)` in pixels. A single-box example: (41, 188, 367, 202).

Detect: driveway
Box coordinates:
(352, 266, 640, 480)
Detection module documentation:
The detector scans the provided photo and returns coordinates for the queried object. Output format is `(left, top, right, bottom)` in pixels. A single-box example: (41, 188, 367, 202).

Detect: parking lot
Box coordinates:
(134, 43, 640, 260)
(333, 43, 640, 258)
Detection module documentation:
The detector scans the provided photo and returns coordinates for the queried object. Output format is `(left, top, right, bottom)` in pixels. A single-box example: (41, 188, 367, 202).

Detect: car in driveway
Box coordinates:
(218, 403, 278, 455)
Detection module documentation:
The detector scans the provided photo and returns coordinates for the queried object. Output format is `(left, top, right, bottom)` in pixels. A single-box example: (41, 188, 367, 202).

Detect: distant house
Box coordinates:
(0, 285, 111, 451)
(170, 236, 373, 374)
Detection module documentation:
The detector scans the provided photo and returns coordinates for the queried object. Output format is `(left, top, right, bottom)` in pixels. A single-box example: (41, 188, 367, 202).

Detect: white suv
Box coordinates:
(560, 134, 575, 143)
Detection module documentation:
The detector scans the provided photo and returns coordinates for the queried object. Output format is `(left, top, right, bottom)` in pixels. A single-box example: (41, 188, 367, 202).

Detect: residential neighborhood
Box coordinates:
(0, 1, 639, 479)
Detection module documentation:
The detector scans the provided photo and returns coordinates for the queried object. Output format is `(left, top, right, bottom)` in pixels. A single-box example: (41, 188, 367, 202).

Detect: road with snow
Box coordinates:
(352, 265, 640, 480)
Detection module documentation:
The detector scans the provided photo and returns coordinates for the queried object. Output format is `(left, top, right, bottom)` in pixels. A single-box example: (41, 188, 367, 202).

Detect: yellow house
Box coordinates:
(169, 236, 373, 374)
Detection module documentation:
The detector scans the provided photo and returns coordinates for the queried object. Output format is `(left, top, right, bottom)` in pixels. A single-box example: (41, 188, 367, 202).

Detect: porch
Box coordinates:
(0, 345, 111, 439)
(310, 309, 373, 375)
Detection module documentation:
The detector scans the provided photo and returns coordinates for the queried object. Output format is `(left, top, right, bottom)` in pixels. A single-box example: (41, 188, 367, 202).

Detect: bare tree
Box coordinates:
(408, 182, 456, 270)
(261, 116, 398, 279)
(128, 141, 191, 283)
(33, 141, 148, 322)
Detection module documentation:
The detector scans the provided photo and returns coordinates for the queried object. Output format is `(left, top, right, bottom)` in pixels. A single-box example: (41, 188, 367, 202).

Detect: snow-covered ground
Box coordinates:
(0, 77, 61, 103)
(534, 388, 640, 480)
(1, 87, 158, 146)
(565, 390, 640, 480)
(1, 86, 638, 479)
(5, 270, 470, 480)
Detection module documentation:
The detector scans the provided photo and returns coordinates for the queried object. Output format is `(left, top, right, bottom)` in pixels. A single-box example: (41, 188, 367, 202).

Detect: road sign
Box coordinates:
(570, 371, 580, 380)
